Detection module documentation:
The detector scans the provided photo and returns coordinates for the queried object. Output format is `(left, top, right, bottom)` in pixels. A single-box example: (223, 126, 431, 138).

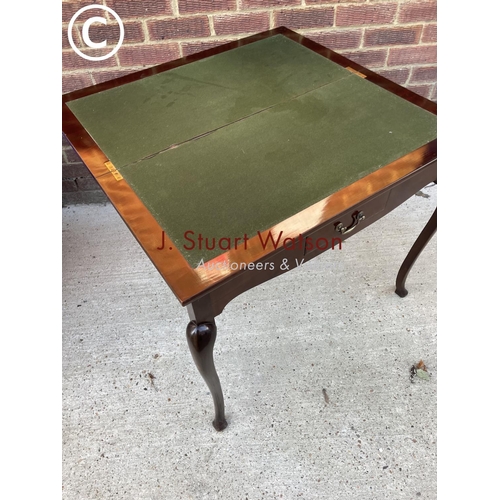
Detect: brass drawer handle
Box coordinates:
(335, 211, 366, 235)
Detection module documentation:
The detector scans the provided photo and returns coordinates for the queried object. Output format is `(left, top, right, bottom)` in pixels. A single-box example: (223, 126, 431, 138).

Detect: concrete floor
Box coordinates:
(62, 184, 437, 500)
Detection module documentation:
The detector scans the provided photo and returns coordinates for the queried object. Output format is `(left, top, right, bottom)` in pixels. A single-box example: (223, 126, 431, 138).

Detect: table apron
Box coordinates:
(188, 159, 437, 317)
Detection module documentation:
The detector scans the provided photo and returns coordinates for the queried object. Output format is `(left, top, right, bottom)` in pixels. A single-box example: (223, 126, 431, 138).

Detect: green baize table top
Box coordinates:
(68, 35, 437, 267)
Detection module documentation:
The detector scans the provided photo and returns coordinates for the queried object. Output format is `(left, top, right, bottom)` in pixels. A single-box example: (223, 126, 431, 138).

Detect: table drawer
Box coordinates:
(303, 190, 390, 259)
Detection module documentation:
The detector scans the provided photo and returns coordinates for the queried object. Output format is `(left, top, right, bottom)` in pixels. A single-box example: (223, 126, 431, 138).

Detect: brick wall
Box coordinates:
(62, 0, 437, 205)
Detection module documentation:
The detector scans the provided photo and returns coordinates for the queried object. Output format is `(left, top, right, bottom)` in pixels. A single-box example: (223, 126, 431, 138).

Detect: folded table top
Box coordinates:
(67, 34, 437, 267)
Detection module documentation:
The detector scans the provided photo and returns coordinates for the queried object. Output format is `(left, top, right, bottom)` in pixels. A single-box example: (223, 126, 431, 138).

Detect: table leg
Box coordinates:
(186, 301, 227, 431)
(395, 207, 437, 297)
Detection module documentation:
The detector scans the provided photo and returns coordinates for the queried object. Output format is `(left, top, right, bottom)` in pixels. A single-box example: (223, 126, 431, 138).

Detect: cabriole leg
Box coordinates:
(396, 208, 437, 297)
(186, 303, 227, 431)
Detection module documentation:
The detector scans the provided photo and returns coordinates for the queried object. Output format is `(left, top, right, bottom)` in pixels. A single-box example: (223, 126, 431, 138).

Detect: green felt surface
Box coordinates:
(67, 35, 437, 267)
(67, 35, 348, 168)
(120, 76, 436, 266)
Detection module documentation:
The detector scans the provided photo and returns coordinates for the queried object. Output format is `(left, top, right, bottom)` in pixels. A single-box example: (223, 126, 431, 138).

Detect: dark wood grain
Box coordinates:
(62, 27, 437, 307)
(395, 208, 437, 297)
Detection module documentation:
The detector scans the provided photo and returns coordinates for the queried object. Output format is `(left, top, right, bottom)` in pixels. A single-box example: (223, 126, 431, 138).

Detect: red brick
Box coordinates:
(364, 26, 422, 47)
(336, 4, 398, 26)
(398, 1, 437, 23)
(422, 24, 437, 43)
(178, 0, 236, 14)
(388, 45, 436, 66)
(410, 65, 437, 83)
(62, 48, 119, 71)
(376, 67, 410, 85)
(62, 180, 78, 193)
(117, 43, 181, 67)
(62, 1, 103, 24)
(66, 26, 94, 51)
(91, 68, 138, 84)
(181, 39, 236, 57)
(275, 8, 334, 29)
(306, 30, 362, 50)
(306, 0, 364, 3)
(105, 0, 173, 19)
(62, 73, 94, 94)
(213, 12, 270, 36)
(242, 0, 301, 9)
(339, 48, 387, 68)
(406, 83, 432, 98)
(76, 177, 100, 191)
(86, 21, 145, 45)
(148, 17, 211, 40)
(431, 83, 437, 101)
(65, 20, 145, 51)
(63, 25, 80, 49)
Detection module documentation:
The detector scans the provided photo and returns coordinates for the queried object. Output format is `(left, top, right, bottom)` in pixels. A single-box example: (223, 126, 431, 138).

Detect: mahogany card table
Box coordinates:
(62, 27, 437, 431)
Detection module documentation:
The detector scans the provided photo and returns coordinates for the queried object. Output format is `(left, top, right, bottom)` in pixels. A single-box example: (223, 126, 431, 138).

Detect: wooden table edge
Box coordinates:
(62, 27, 437, 306)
